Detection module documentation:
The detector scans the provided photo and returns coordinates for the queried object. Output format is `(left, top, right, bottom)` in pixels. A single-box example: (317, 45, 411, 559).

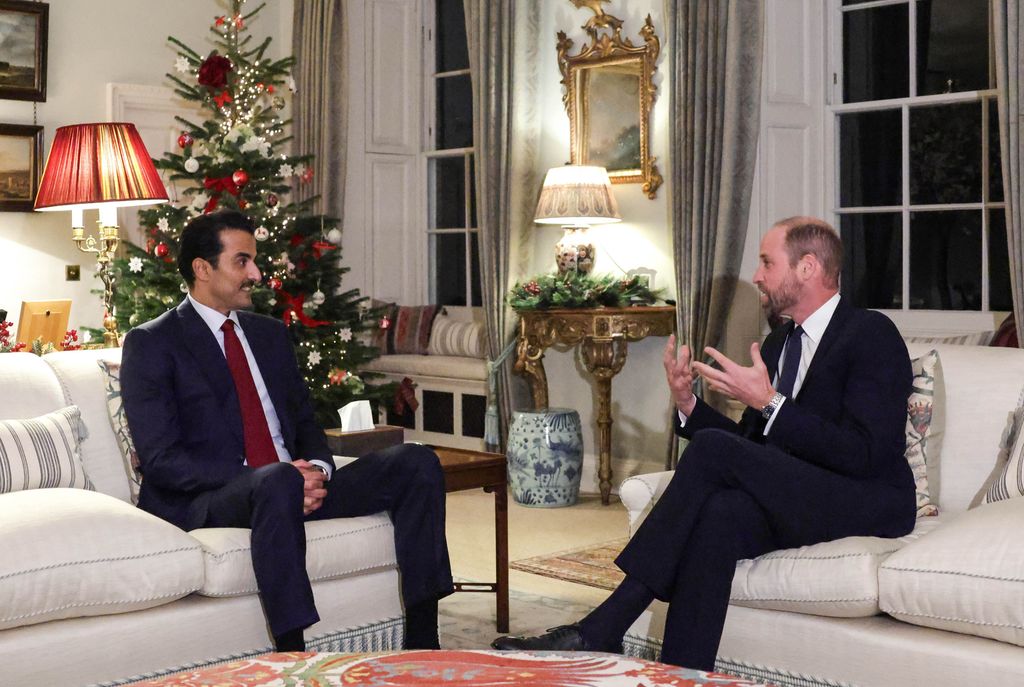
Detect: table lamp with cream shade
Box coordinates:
(33, 122, 168, 347)
(534, 165, 621, 274)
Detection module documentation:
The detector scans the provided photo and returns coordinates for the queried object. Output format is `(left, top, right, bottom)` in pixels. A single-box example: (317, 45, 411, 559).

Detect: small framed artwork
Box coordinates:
(0, 123, 42, 211)
(0, 1, 47, 102)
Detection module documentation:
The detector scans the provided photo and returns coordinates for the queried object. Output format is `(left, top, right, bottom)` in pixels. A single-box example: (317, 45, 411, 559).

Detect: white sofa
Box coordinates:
(0, 349, 405, 687)
(619, 342, 1024, 686)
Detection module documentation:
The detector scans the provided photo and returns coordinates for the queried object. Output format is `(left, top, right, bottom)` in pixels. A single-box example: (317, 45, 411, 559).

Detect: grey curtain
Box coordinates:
(994, 2, 1023, 346)
(464, 0, 517, 449)
(292, 0, 346, 219)
(669, 0, 764, 382)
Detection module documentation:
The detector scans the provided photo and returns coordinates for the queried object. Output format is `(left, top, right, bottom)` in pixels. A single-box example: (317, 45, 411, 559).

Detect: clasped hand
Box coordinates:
(663, 335, 775, 413)
(292, 459, 328, 515)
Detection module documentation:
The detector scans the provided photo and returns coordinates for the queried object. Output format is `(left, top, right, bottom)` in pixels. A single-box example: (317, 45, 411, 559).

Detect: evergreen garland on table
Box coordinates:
(508, 272, 663, 310)
(109, 0, 390, 427)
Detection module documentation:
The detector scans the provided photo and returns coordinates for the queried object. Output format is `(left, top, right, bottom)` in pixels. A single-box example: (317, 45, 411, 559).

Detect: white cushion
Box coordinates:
(363, 353, 487, 381)
(0, 406, 93, 494)
(191, 512, 397, 596)
(0, 488, 203, 630)
(0, 352, 66, 419)
(879, 496, 1024, 647)
(730, 516, 943, 617)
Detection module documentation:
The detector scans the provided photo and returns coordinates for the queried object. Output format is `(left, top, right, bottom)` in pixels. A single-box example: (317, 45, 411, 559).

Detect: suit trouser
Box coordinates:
(191, 443, 454, 638)
(615, 428, 909, 670)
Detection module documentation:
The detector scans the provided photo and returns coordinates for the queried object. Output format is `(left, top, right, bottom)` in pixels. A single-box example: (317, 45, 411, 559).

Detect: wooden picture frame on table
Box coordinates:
(0, 123, 41, 211)
(0, 0, 47, 102)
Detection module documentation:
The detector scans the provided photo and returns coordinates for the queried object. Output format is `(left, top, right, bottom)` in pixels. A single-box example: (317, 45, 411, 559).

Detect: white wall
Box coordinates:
(0, 0, 292, 335)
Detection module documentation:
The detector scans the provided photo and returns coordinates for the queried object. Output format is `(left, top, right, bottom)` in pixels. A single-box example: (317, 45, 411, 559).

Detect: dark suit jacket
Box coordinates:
(121, 299, 332, 530)
(679, 299, 915, 489)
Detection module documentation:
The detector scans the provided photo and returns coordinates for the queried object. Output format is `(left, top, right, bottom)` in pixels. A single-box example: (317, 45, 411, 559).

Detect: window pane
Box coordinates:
(839, 110, 902, 207)
(909, 102, 982, 205)
(843, 4, 909, 103)
(916, 0, 990, 96)
(436, 74, 473, 149)
(432, 233, 467, 306)
(470, 231, 481, 307)
(433, 157, 465, 229)
(989, 100, 1004, 202)
(840, 213, 902, 309)
(435, 0, 468, 72)
(910, 211, 982, 310)
(989, 210, 1012, 312)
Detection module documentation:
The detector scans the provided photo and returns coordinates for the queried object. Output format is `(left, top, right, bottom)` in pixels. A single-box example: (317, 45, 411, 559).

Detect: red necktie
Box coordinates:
(221, 319, 278, 468)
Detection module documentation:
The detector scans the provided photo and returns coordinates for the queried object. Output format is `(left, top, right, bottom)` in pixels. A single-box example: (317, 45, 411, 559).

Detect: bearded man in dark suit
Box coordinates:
(121, 210, 453, 653)
(494, 217, 915, 670)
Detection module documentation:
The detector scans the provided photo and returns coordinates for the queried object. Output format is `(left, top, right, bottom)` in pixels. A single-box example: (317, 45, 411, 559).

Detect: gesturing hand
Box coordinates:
(292, 459, 328, 515)
(691, 342, 776, 411)
(663, 334, 697, 416)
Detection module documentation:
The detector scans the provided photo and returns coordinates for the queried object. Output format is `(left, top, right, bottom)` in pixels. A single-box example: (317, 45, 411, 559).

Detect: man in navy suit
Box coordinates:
(121, 210, 453, 652)
(494, 217, 916, 669)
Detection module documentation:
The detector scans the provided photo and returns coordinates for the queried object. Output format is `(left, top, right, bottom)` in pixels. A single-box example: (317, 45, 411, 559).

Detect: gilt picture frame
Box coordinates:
(0, 123, 42, 211)
(558, 13, 661, 199)
(0, 0, 47, 102)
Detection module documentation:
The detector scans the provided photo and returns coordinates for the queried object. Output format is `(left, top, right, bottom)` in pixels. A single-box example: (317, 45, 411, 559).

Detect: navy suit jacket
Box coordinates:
(121, 299, 332, 530)
(679, 299, 915, 489)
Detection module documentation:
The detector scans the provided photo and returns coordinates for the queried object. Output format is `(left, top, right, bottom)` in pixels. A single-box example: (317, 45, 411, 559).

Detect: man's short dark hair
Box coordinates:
(178, 210, 256, 286)
(777, 216, 843, 289)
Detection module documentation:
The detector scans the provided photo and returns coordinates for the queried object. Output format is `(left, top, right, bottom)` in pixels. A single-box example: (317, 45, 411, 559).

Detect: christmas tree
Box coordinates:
(110, 0, 389, 427)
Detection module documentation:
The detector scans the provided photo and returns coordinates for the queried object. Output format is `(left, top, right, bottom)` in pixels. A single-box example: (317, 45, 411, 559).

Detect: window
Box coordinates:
(832, 0, 1009, 313)
(424, 0, 481, 306)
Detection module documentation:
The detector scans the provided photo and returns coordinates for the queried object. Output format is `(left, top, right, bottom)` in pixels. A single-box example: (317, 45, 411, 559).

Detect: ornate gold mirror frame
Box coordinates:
(558, 4, 662, 199)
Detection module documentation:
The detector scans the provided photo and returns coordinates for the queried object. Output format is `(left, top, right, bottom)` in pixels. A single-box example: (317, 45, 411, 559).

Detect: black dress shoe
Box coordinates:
(491, 624, 590, 651)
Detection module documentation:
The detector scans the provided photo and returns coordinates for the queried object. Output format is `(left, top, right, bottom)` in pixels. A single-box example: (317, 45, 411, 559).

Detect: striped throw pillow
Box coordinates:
(0, 406, 93, 494)
(428, 317, 486, 358)
(98, 359, 142, 504)
(392, 305, 439, 355)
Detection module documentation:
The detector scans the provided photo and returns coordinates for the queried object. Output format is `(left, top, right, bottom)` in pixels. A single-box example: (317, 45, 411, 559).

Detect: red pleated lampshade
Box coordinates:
(34, 122, 167, 211)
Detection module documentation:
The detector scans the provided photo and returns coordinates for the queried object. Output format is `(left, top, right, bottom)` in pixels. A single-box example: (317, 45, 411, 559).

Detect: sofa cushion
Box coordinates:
(190, 512, 397, 596)
(392, 305, 439, 355)
(0, 352, 66, 419)
(0, 488, 203, 630)
(906, 350, 940, 517)
(0, 406, 93, 494)
(364, 353, 488, 381)
(428, 315, 486, 358)
(729, 516, 943, 618)
(879, 496, 1024, 647)
(981, 397, 1024, 504)
(97, 358, 142, 504)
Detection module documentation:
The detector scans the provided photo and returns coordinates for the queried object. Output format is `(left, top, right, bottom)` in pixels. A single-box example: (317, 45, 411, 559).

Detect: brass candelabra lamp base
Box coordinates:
(73, 222, 121, 348)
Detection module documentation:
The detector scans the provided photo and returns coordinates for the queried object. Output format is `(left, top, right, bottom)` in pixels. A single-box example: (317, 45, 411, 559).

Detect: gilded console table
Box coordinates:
(513, 306, 676, 505)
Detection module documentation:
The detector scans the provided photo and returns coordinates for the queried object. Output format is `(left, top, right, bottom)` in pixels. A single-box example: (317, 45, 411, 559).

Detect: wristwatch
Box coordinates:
(761, 391, 785, 420)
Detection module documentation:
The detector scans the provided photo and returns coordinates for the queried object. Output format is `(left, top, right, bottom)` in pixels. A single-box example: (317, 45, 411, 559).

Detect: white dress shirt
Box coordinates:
(188, 295, 333, 476)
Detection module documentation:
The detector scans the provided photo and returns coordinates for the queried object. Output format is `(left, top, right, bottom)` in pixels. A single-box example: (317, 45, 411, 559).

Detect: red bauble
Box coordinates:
(300, 167, 314, 183)
(238, 199, 249, 210)
(268, 277, 283, 291)
(266, 193, 278, 207)
(267, 85, 275, 94)
(154, 242, 169, 258)
(177, 132, 193, 148)
(232, 169, 249, 186)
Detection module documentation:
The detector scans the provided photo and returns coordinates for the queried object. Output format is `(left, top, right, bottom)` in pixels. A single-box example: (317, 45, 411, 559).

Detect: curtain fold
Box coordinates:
(667, 0, 764, 462)
(464, 1, 516, 450)
(291, 0, 346, 219)
(994, 2, 1024, 346)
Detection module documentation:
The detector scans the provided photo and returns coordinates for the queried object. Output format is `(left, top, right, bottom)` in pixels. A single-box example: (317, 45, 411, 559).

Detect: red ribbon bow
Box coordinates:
(393, 377, 419, 416)
(311, 240, 337, 260)
(202, 176, 242, 213)
(274, 289, 331, 328)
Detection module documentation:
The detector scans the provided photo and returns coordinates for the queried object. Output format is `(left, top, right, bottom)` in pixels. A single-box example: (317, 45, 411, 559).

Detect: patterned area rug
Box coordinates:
(510, 537, 628, 591)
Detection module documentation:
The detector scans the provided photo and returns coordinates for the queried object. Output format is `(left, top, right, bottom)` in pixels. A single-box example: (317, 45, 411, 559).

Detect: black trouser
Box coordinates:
(191, 444, 454, 639)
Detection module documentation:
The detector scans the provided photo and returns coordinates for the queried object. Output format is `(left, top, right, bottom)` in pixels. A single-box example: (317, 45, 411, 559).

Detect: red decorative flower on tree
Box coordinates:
(197, 52, 233, 89)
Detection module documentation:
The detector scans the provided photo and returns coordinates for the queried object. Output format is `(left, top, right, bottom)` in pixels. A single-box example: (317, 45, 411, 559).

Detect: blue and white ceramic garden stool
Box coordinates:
(506, 408, 584, 507)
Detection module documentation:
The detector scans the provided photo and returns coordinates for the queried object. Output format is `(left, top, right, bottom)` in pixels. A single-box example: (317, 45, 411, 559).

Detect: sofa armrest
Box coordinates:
(620, 470, 674, 535)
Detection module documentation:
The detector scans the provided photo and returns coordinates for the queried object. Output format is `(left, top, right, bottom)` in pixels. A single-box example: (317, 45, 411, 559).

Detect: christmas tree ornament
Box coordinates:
(327, 227, 343, 244)
(238, 199, 249, 210)
(311, 290, 326, 306)
(272, 95, 285, 109)
(184, 157, 199, 173)
(254, 226, 270, 241)
(177, 132, 193, 148)
(154, 242, 169, 258)
(268, 277, 283, 291)
(179, 282, 189, 293)
(266, 192, 278, 207)
(129, 313, 140, 327)
(300, 167, 314, 183)
(231, 169, 249, 186)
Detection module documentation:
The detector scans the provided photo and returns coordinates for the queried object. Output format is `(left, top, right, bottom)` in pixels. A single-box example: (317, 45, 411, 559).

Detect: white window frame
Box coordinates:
(422, 0, 479, 306)
(824, 0, 1007, 335)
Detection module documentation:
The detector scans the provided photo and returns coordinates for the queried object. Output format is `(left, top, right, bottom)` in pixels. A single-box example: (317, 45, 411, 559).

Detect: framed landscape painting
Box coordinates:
(0, 1, 47, 102)
(0, 123, 42, 211)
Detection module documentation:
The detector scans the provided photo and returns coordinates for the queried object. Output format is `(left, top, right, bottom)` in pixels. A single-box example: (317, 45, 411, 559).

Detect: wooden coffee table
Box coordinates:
(432, 445, 509, 633)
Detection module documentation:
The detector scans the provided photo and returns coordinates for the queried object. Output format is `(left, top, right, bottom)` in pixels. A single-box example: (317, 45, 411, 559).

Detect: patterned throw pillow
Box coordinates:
(906, 350, 940, 517)
(392, 305, 439, 355)
(97, 359, 142, 504)
(428, 316, 486, 358)
(0, 406, 93, 494)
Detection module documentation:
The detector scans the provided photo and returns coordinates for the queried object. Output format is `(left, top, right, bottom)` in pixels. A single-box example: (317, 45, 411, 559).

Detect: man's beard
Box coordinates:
(760, 273, 801, 320)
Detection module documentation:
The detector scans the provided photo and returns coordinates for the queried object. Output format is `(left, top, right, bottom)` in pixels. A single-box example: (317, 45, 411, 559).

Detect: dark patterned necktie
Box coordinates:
(221, 319, 278, 468)
(776, 324, 804, 398)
